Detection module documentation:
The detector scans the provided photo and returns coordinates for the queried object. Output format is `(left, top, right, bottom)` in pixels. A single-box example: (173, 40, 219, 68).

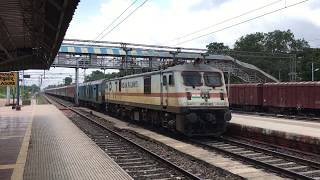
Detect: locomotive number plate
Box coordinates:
(200, 102, 213, 106)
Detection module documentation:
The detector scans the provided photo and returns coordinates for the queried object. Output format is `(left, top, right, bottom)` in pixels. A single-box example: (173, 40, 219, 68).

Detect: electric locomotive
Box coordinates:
(104, 63, 231, 136)
(46, 63, 231, 136)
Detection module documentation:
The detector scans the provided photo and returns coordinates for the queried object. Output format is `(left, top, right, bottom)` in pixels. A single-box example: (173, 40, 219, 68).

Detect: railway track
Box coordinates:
(192, 137, 320, 180)
(46, 95, 320, 179)
(45, 95, 201, 180)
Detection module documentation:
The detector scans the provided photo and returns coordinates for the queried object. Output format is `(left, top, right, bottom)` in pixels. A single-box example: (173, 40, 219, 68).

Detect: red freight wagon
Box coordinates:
(228, 83, 263, 110)
(263, 82, 320, 111)
(66, 85, 75, 99)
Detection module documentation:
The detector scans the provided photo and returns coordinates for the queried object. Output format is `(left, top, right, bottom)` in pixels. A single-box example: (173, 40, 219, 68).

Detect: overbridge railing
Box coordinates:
(53, 39, 279, 83)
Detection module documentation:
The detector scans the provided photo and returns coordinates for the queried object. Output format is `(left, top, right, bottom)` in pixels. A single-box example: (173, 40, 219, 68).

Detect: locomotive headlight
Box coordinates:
(220, 93, 224, 100)
(186, 92, 192, 100)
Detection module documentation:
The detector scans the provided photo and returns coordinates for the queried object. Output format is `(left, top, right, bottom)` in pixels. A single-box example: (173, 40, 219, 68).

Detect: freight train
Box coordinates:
(228, 82, 320, 114)
(46, 64, 232, 136)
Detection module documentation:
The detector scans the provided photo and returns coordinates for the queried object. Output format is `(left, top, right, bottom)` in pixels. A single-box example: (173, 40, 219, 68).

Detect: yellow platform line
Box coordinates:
(0, 164, 16, 169)
(0, 135, 24, 140)
(11, 106, 34, 180)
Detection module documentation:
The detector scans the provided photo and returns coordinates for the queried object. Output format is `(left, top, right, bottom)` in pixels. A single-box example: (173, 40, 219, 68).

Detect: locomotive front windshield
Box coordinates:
(204, 72, 222, 87)
(182, 71, 202, 86)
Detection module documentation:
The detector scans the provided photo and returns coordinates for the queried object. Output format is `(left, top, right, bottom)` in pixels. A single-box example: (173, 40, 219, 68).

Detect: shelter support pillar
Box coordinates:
(6, 86, 10, 105)
(312, 62, 314, 81)
(16, 72, 21, 110)
(75, 67, 79, 106)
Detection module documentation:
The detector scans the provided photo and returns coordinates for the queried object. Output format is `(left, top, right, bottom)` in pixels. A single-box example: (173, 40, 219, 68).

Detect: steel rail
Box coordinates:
(220, 137, 320, 169)
(192, 138, 320, 180)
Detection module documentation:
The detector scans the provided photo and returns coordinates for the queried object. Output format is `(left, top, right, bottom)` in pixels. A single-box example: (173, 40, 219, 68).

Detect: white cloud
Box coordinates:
(65, 0, 319, 48)
(29, 0, 319, 87)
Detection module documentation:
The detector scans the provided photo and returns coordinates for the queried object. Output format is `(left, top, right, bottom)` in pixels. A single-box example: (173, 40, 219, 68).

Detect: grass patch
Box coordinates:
(36, 94, 48, 104)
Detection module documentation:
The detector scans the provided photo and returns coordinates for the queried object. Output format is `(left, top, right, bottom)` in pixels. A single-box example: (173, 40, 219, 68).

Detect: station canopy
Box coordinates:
(0, 0, 79, 72)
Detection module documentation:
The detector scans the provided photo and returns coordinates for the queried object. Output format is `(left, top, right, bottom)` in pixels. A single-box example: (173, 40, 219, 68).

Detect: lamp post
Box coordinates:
(312, 61, 319, 81)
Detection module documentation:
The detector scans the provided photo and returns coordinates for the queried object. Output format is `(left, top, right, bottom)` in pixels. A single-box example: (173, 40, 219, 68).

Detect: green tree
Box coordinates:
(229, 29, 310, 81)
(234, 32, 265, 52)
(85, 71, 105, 82)
(64, 77, 72, 85)
(206, 42, 229, 53)
(29, 84, 40, 95)
(296, 48, 320, 81)
(84, 71, 119, 82)
(264, 30, 309, 53)
(21, 84, 40, 101)
(0, 86, 6, 98)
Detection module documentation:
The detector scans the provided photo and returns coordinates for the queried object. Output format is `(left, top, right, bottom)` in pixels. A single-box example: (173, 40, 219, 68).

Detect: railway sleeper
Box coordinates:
(253, 156, 273, 160)
(105, 147, 128, 151)
(262, 159, 284, 163)
(106, 148, 130, 152)
(117, 161, 153, 166)
(235, 150, 255, 154)
(241, 152, 264, 157)
(300, 169, 320, 175)
(107, 152, 132, 156)
(123, 164, 158, 170)
(110, 154, 141, 159)
(272, 162, 296, 166)
(225, 148, 246, 152)
(213, 144, 235, 148)
(222, 147, 245, 152)
(245, 153, 265, 158)
(118, 158, 144, 162)
(126, 167, 166, 174)
(138, 172, 176, 179)
(104, 144, 127, 148)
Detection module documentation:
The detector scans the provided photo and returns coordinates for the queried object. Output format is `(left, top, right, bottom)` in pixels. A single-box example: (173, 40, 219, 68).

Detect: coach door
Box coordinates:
(95, 84, 99, 102)
(161, 73, 170, 108)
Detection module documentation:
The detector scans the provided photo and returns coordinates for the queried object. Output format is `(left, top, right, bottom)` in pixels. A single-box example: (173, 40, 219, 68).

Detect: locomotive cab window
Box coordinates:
(144, 76, 151, 94)
(163, 76, 167, 86)
(182, 71, 202, 87)
(169, 74, 174, 86)
(204, 72, 222, 87)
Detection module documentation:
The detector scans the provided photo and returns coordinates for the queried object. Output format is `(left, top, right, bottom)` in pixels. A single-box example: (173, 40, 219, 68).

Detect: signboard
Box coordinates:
(0, 72, 17, 86)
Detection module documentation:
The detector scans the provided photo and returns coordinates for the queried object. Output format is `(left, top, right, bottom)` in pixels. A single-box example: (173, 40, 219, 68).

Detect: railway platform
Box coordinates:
(0, 105, 132, 180)
(228, 113, 320, 153)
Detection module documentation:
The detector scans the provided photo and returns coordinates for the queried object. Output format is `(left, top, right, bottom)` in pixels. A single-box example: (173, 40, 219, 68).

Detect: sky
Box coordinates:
(24, 0, 320, 87)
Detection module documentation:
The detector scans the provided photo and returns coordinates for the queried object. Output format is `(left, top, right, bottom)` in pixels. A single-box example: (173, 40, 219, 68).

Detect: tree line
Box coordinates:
(206, 29, 319, 81)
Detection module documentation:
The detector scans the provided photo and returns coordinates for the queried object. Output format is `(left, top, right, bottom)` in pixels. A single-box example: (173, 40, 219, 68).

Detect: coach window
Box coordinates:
(169, 74, 174, 86)
(144, 76, 151, 94)
(119, 80, 121, 92)
(163, 76, 167, 86)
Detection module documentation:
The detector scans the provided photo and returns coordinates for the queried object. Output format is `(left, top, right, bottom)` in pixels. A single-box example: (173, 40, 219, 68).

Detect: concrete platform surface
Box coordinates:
(0, 105, 133, 180)
(0, 99, 7, 107)
(0, 106, 33, 180)
(231, 113, 320, 139)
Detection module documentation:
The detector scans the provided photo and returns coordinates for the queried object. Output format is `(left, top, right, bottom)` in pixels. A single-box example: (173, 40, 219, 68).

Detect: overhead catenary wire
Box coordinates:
(175, 0, 310, 46)
(162, 0, 284, 45)
(94, 0, 139, 40)
(98, 0, 150, 41)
